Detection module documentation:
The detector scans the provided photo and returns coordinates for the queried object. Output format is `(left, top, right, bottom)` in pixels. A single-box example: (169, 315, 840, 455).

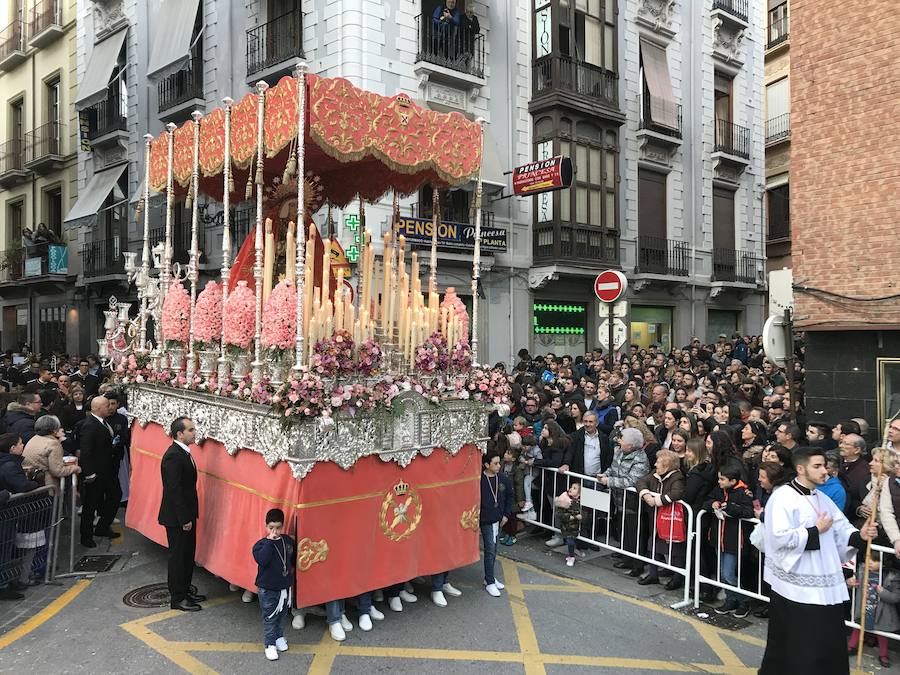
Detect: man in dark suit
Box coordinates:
(159, 417, 204, 612)
(79, 396, 122, 548)
(70, 359, 99, 397)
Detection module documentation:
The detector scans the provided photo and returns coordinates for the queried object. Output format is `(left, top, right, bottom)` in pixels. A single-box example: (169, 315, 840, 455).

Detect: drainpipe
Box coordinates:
(506, 0, 515, 366)
(31, 42, 37, 350)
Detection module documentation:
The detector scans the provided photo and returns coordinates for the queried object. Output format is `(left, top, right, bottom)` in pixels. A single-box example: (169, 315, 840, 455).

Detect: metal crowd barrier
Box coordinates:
(0, 486, 56, 588)
(519, 466, 695, 609)
(846, 542, 900, 642)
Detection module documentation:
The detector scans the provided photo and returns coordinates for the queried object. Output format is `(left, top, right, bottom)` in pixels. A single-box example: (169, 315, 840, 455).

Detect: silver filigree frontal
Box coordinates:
(126, 384, 490, 479)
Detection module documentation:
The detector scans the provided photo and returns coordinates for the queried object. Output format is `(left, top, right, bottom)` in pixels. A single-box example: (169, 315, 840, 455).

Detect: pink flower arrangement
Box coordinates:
(441, 287, 469, 340)
(310, 330, 355, 378)
(451, 339, 473, 371)
(223, 280, 255, 351)
(194, 281, 223, 348)
(415, 331, 449, 373)
(464, 366, 512, 405)
(261, 279, 297, 354)
(161, 282, 191, 345)
(356, 336, 382, 376)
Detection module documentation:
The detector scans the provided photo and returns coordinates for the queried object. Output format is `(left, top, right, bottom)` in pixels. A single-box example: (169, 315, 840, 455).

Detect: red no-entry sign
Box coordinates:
(594, 270, 627, 303)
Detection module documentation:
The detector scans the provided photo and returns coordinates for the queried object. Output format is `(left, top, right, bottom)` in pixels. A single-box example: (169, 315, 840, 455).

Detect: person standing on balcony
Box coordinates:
(432, 0, 460, 61)
(461, 6, 480, 70)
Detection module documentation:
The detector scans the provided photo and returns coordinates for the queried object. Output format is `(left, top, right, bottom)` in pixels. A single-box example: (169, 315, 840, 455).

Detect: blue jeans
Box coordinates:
(431, 571, 449, 592)
(325, 599, 345, 625)
(481, 522, 498, 585)
(564, 536, 576, 557)
(720, 552, 741, 603)
(357, 592, 372, 614)
(258, 588, 289, 647)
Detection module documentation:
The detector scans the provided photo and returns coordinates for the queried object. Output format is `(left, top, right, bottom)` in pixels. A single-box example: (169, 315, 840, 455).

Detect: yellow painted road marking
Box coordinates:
(501, 558, 546, 675)
(693, 623, 744, 669)
(0, 578, 91, 650)
(306, 626, 338, 675)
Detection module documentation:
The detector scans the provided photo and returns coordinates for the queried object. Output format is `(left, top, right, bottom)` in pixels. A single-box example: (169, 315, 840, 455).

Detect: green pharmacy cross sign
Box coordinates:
(344, 214, 360, 264)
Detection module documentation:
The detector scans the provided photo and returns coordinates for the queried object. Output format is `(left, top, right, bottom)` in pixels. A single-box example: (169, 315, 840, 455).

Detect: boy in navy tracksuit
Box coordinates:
(252, 508, 295, 661)
(480, 448, 514, 597)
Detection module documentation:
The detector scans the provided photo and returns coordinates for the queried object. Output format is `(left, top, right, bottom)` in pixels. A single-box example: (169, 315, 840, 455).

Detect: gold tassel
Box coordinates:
(228, 171, 235, 195)
(285, 142, 297, 177)
(134, 199, 143, 222)
(185, 184, 193, 211)
(245, 171, 253, 200)
(255, 156, 264, 186)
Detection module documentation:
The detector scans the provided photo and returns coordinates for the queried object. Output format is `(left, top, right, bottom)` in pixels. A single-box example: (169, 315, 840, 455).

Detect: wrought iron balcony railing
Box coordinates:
(158, 53, 204, 112)
(24, 121, 62, 164)
(711, 248, 763, 284)
(712, 0, 749, 23)
(767, 15, 789, 49)
(639, 96, 682, 138)
(246, 8, 304, 77)
(533, 224, 619, 265)
(714, 119, 751, 159)
(414, 13, 485, 79)
(81, 236, 126, 279)
(636, 236, 689, 276)
(85, 83, 127, 140)
(533, 55, 618, 108)
(765, 113, 790, 144)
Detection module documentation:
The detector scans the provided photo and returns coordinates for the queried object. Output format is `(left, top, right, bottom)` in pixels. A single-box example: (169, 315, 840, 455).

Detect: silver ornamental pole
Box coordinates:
(139, 134, 153, 353)
(162, 122, 176, 309)
(251, 81, 269, 386)
(470, 118, 485, 364)
(218, 97, 234, 391)
(430, 188, 439, 294)
(293, 61, 308, 371)
(186, 111, 202, 379)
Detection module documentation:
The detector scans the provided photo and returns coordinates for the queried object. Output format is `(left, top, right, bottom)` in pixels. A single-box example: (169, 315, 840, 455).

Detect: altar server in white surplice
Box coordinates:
(759, 447, 878, 675)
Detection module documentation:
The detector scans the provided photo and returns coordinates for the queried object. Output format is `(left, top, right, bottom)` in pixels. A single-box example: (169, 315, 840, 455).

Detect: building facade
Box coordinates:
(764, 0, 789, 273)
(0, 0, 79, 354)
(527, 0, 767, 358)
(791, 0, 900, 433)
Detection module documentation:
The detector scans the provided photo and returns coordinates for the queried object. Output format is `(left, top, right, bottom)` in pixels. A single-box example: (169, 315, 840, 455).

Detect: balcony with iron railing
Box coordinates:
(533, 56, 618, 110)
(158, 52, 204, 116)
(0, 242, 68, 283)
(711, 248, 763, 285)
(767, 217, 790, 243)
(533, 224, 619, 266)
(149, 223, 206, 266)
(28, 0, 63, 49)
(712, 0, 749, 23)
(24, 122, 64, 172)
(414, 13, 485, 80)
(714, 119, 751, 160)
(0, 17, 25, 70)
(81, 236, 126, 279)
(765, 113, 790, 145)
(766, 14, 789, 49)
(85, 83, 127, 144)
(246, 8, 304, 80)
(636, 236, 689, 276)
(0, 139, 29, 187)
(639, 96, 683, 139)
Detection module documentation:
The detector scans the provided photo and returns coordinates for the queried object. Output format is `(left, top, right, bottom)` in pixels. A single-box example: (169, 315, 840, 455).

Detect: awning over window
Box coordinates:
(146, 0, 201, 80)
(63, 164, 128, 228)
(640, 39, 678, 131)
(75, 28, 127, 111)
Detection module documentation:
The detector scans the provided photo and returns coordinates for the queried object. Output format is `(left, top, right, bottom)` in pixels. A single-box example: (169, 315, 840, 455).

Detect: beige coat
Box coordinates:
(22, 434, 79, 488)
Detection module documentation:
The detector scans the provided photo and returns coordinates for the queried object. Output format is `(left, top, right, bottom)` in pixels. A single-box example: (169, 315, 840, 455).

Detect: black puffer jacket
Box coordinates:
(2, 403, 37, 444)
(0, 452, 40, 494)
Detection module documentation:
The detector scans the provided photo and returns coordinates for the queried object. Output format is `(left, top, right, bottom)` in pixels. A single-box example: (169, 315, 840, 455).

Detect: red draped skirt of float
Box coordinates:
(126, 422, 482, 606)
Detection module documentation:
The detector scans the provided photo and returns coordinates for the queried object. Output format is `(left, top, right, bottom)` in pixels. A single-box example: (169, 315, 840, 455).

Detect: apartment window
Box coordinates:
(557, 125, 617, 230)
(638, 170, 666, 239)
(44, 187, 62, 238)
(768, 1, 788, 46)
(10, 98, 24, 144)
(39, 305, 66, 354)
(767, 183, 789, 240)
(639, 39, 677, 131)
(713, 187, 736, 251)
(46, 78, 60, 125)
(8, 200, 24, 248)
(766, 77, 789, 122)
(714, 73, 732, 124)
(556, 0, 616, 72)
(419, 184, 471, 224)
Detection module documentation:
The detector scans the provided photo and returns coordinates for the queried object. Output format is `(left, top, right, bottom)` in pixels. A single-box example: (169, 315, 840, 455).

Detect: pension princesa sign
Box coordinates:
(396, 217, 508, 254)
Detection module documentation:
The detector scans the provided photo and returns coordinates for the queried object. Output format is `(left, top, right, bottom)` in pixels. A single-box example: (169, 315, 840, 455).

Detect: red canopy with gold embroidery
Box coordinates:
(147, 74, 482, 208)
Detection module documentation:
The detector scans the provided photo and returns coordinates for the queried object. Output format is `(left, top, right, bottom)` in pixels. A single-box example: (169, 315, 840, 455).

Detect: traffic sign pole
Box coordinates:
(608, 302, 614, 363)
(783, 308, 795, 421)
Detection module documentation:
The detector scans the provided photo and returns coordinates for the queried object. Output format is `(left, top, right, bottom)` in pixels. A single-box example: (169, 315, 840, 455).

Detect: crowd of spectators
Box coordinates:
(0, 351, 128, 601)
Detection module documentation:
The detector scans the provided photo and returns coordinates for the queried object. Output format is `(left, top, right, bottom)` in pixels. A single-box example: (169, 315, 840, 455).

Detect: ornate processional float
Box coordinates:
(109, 65, 510, 605)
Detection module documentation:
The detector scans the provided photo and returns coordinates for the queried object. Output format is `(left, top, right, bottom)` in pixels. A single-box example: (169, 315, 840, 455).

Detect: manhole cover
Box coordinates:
(123, 582, 198, 608)
(73, 555, 121, 573)
(680, 604, 753, 631)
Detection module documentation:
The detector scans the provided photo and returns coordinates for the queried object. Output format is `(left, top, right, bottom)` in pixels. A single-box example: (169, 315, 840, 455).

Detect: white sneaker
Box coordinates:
(113, 517, 121, 524)
(545, 535, 563, 547)
(241, 590, 255, 603)
(359, 613, 373, 631)
(373, 589, 384, 603)
(369, 606, 385, 621)
(399, 590, 417, 603)
(389, 597, 403, 612)
(275, 637, 288, 652)
(228, 583, 240, 592)
(566, 556, 575, 567)
(264, 645, 279, 660)
(431, 591, 447, 607)
(329, 622, 346, 642)
(340, 614, 353, 631)
(442, 583, 462, 597)
(404, 581, 415, 594)
(291, 613, 305, 630)
(494, 580, 505, 591)
(485, 583, 501, 597)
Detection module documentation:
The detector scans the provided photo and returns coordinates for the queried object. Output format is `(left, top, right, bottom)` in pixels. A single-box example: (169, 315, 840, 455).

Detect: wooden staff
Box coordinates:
(856, 462, 885, 672)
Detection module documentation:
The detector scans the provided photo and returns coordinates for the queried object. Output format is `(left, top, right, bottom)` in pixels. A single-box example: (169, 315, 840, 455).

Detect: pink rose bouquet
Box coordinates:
(161, 282, 190, 346)
(310, 329, 355, 378)
(451, 338, 473, 371)
(356, 336, 383, 376)
(194, 281, 223, 348)
(223, 280, 255, 353)
(261, 279, 297, 357)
